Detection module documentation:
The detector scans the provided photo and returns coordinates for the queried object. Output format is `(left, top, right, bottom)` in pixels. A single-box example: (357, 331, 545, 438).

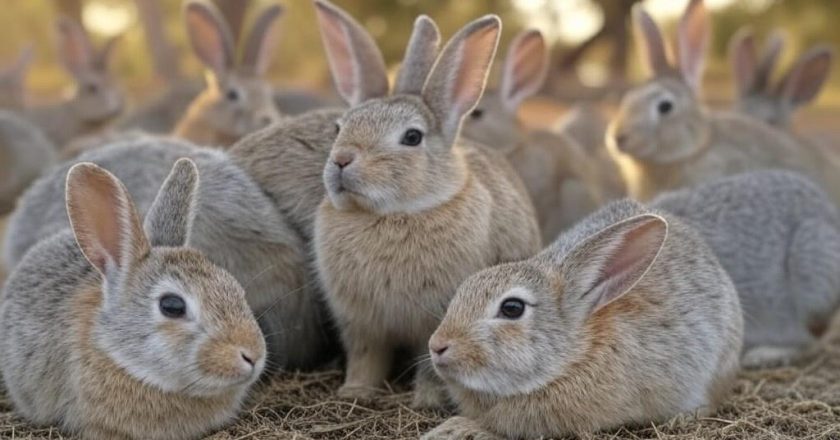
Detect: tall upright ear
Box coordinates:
(728, 27, 756, 97)
(776, 45, 833, 109)
(1, 45, 34, 82)
(562, 214, 668, 314)
(677, 0, 710, 92)
(500, 29, 548, 113)
(240, 4, 284, 76)
(93, 35, 121, 72)
(184, 0, 236, 78)
(314, 0, 388, 106)
(422, 15, 501, 144)
(66, 163, 150, 281)
(144, 158, 200, 248)
(752, 30, 785, 93)
(56, 17, 95, 78)
(632, 6, 671, 76)
(394, 15, 441, 95)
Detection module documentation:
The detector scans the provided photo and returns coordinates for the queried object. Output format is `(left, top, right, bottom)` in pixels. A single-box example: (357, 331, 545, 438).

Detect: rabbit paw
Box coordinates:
(741, 345, 802, 369)
(421, 417, 501, 440)
(412, 381, 450, 409)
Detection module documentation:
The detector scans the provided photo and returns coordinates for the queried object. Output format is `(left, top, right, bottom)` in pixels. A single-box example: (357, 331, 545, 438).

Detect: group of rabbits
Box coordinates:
(0, 0, 838, 439)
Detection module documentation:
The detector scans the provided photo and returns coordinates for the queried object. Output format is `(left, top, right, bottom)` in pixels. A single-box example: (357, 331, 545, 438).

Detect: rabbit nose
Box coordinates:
(240, 350, 258, 370)
(334, 152, 355, 169)
(429, 337, 450, 357)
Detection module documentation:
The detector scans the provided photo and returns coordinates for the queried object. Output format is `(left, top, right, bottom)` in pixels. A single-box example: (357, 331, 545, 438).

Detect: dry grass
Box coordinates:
(0, 318, 838, 440)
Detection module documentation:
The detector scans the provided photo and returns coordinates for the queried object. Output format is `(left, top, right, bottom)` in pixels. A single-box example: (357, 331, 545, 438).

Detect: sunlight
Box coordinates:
(512, 0, 604, 45)
(82, 1, 134, 37)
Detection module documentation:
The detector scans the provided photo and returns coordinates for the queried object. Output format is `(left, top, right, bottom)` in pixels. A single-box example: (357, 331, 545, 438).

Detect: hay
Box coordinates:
(1, 319, 839, 440)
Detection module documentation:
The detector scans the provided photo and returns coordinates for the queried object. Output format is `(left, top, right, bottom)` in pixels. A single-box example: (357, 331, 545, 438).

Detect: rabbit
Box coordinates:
(422, 199, 743, 439)
(650, 170, 840, 368)
(0, 158, 265, 440)
(0, 110, 57, 214)
(2, 136, 334, 370)
(173, 0, 283, 147)
(0, 45, 33, 111)
(311, 0, 541, 409)
(460, 29, 605, 242)
(605, 0, 830, 203)
(23, 17, 123, 148)
(552, 102, 627, 200)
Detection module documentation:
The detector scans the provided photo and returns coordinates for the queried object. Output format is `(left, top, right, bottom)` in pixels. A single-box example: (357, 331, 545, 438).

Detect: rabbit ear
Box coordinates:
(93, 35, 121, 72)
(56, 17, 95, 78)
(144, 158, 200, 248)
(184, 0, 236, 78)
(66, 163, 150, 281)
(1, 45, 34, 82)
(776, 45, 833, 109)
(240, 4, 284, 76)
(422, 15, 501, 145)
(394, 15, 441, 95)
(751, 30, 785, 93)
(677, 0, 710, 92)
(728, 27, 757, 97)
(562, 214, 668, 314)
(314, 0, 388, 106)
(632, 6, 671, 76)
(500, 29, 548, 113)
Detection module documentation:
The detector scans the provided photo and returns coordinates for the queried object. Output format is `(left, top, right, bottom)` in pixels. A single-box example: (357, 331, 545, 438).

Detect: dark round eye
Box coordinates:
(159, 293, 186, 318)
(86, 83, 98, 94)
(400, 128, 423, 146)
(657, 100, 673, 115)
(470, 109, 484, 119)
(226, 88, 240, 101)
(498, 298, 525, 319)
(334, 123, 340, 134)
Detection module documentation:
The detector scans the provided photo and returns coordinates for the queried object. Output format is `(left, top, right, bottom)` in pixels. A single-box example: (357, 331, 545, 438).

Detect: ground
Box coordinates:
(1, 105, 839, 439)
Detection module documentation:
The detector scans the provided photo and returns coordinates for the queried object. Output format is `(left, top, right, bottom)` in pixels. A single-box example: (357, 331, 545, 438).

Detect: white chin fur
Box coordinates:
(451, 367, 555, 397)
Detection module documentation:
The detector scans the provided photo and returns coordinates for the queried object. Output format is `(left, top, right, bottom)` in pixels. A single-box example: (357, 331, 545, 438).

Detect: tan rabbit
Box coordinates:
(461, 29, 604, 242)
(173, 0, 283, 147)
(311, 1, 540, 408)
(0, 159, 265, 440)
(423, 200, 743, 439)
(606, 0, 828, 202)
(24, 17, 123, 147)
(0, 45, 33, 110)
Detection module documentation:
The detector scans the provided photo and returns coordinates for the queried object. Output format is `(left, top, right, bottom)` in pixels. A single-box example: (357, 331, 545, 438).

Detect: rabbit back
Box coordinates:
(0, 110, 57, 214)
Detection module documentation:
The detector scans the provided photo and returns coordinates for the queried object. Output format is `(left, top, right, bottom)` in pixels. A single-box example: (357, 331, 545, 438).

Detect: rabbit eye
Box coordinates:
(400, 128, 423, 147)
(85, 83, 98, 94)
(498, 298, 525, 319)
(159, 293, 187, 318)
(470, 109, 484, 119)
(334, 123, 340, 135)
(657, 100, 673, 115)
(226, 88, 240, 102)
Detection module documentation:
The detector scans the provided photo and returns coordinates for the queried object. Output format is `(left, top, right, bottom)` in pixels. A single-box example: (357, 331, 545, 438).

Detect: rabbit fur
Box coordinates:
(0, 159, 265, 440)
(311, 0, 540, 408)
(423, 199, 742, 439)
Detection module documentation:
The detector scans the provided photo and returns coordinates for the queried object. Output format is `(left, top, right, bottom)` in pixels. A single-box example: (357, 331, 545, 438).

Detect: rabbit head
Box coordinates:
(0, 45, 33, 110)
(607, 0, 710, 164)
(56, 17, 124, 124)
(65, 158, 265, 397)
(179, 0, 283, 145)
(729, 27, 833, 127)
(461, 29, 548, 153)
(429, 214, 667, 397)
(315, 0, 501, 214)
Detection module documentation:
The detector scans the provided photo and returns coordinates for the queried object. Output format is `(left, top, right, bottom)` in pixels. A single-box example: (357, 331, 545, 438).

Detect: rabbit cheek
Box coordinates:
(197, 339, 257, 384)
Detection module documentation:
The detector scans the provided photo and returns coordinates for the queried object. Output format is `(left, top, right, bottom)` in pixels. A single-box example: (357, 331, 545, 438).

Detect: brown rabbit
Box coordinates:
(606, 0, 828, 202)
(24, 17, 123, 147)
(0, 45, 33, 111)
(173, 0, 282, 147)
(311, 1, 540, 408)
(461, 29, 605, 242)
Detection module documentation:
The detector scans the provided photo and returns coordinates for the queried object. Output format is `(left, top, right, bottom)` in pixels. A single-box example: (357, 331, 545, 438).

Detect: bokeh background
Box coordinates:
(1, 0, 838, 115)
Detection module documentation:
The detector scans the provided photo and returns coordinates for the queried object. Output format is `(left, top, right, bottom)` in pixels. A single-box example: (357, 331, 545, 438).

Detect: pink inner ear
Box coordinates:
(59, 21, 93, 76)
(502, 32, 546, 110)
(185, 6, 232, 75)
(450, 25, 498, 118)
(317, 9, 357, 102)
(785, 51, 832, 104)
(592, 218, 667, 310)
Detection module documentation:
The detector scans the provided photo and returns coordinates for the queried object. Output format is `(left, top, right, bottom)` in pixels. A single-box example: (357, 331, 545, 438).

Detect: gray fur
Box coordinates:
(0, 110, 57, 214)
(651, 170, 840, 366)
(3, 136, 333, 370)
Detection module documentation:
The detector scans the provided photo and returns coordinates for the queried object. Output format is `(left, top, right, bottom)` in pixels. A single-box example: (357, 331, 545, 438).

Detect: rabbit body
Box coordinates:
(0, 110, 56, 214)
(651, 170, 840, 366)
(1, 160, 264, 440)
(424, 199, 743, 439)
